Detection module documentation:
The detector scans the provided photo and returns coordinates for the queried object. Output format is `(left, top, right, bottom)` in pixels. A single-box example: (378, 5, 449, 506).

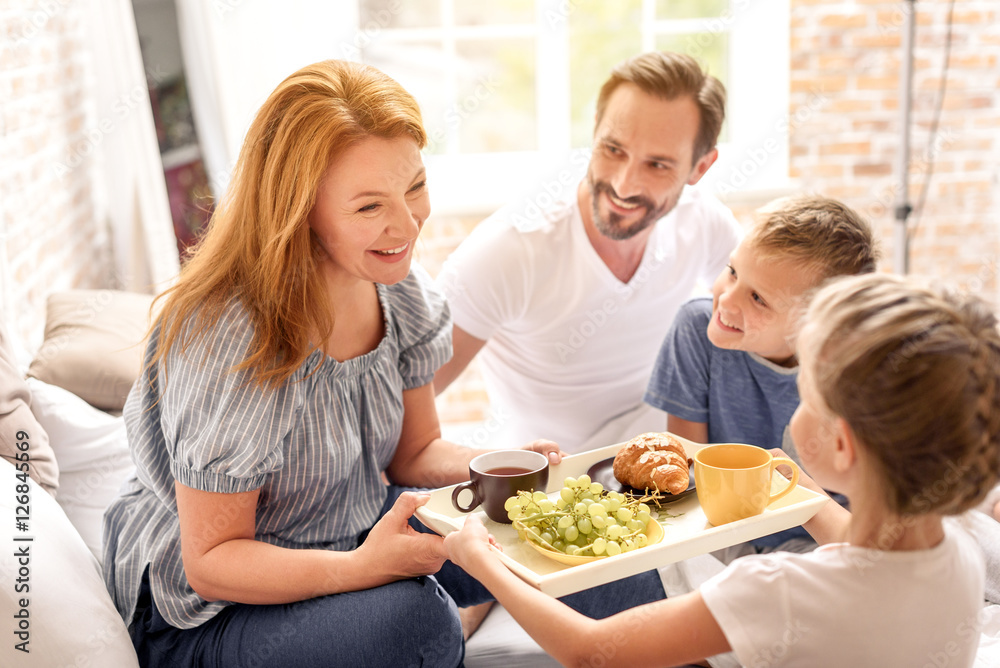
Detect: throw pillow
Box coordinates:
(27, 290, 155, 412)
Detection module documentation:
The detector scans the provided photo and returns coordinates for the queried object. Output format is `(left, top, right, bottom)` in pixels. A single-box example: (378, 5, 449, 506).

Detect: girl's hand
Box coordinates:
(357, 492, 448, 580)
(522, 439, 566, 465)
(443, 515, 500, 574)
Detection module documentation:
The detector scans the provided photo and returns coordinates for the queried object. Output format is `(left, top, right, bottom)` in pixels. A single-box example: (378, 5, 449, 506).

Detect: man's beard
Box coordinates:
(588, 178, 677, 241)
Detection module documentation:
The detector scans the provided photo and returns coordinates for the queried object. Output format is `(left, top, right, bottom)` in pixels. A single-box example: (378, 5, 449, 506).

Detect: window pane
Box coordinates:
(656, 0, 729, 20)
(454, 39, 536, 153)
(361, 0, 440, 29)
(656, 31, 729, 142)
(568, 0, 643, 147)
(455, 1, 534, 26)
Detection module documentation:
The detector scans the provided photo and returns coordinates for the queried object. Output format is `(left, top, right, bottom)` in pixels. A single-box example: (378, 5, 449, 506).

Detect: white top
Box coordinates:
(438, 184, 741, 452)
(700, 524, 986, 667)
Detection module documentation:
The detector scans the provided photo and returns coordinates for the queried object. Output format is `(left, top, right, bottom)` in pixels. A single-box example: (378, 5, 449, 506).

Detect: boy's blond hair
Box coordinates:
(748, 195, 880, 280)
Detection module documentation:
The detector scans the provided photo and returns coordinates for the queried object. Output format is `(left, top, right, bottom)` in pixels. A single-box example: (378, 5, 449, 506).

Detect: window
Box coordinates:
(359, 0, 789, 214)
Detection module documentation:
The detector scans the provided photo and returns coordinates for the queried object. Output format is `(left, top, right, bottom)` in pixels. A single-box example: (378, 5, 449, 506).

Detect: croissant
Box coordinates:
(613, 432, 691, 495)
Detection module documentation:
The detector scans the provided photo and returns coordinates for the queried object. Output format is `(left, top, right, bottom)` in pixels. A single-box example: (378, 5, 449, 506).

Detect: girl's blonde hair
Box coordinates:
(149, 60, 426, 388)
(801, 273, 1000, 516)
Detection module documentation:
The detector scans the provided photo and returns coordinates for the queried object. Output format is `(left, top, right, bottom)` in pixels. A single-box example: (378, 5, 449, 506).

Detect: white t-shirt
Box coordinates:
(700, 524, 986, 668)
(437, 184, 741, 452)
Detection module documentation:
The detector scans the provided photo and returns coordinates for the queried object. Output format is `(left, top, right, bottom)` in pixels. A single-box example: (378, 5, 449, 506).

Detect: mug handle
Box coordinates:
(452, 481, 483, 513)
(767, 457, 800, 506)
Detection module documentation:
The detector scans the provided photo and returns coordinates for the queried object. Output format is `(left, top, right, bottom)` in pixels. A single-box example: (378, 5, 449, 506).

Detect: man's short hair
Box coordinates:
(595, 51, 726, 162)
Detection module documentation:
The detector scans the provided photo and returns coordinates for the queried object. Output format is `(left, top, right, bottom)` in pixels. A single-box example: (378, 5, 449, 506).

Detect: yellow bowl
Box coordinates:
(522, 520, 664, 566)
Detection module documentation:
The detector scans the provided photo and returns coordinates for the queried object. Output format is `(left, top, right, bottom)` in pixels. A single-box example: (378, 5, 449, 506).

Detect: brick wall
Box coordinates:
(789, 0, 999, 295)
(428, 0, 1000, 427)
(0, 2, 115, 354)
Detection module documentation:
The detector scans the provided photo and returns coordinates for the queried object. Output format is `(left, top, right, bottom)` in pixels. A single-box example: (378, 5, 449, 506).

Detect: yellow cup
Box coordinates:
(694, 443, 800, 526)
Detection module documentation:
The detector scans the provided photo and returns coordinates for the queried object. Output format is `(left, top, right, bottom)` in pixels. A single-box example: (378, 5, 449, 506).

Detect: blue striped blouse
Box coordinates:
(102, 265, 452, 629)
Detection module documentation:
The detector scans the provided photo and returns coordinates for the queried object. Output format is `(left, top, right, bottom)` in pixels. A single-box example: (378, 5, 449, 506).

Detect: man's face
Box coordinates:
(585, 83, 716, 240)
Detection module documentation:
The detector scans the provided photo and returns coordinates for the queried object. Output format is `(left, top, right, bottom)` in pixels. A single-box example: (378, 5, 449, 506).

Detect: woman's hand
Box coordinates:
(443, 514, 500, 576)
(357, 492, 449, 580)
(522, 439, 566, 465)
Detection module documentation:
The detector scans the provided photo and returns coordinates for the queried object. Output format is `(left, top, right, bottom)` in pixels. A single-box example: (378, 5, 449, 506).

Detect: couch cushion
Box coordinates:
(0, 323, 57, 495)
(0, 458, 139, 666)
(27, 290, 155, 412)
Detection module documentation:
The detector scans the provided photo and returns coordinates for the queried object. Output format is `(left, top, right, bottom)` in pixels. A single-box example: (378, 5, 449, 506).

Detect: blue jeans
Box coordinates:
(129, 485, 665, 667)
(129, 566, 464, 668)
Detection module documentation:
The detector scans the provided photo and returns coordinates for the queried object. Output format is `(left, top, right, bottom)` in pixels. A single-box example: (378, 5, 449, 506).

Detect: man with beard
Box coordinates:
(435, 51, 741, 454)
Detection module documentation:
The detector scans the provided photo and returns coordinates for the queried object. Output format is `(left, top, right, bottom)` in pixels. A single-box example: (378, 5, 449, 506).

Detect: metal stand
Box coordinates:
(893, 0, 917, 275)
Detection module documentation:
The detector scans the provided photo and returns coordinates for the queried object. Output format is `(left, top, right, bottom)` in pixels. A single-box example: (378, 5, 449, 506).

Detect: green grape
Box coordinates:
(511, 480, 662, 560)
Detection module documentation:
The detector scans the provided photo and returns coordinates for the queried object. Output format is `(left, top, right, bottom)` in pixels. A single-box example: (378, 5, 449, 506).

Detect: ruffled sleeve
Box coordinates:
(385, 264, 453, 390)
(158, 301, 298, 493)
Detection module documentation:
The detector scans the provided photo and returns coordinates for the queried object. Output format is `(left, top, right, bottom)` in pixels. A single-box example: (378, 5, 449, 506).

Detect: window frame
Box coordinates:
(359, 0, 790, 215)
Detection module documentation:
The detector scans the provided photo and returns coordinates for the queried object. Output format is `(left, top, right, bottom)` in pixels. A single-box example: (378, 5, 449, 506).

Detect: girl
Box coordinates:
(445, 272, 1000, 666)
(102, 60, 562, 668)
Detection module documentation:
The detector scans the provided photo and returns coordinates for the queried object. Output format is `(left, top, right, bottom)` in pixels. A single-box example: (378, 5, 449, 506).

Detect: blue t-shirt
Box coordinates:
(644, 297, 800, 449)
(644, 297, 807, 548)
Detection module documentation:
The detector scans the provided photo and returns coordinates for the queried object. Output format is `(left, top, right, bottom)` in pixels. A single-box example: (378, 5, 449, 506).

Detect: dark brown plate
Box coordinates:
(586, 457, 697, 504)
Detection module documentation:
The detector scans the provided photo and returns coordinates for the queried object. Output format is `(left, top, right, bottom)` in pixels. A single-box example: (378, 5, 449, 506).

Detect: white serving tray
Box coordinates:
(417, 436, 829, 598)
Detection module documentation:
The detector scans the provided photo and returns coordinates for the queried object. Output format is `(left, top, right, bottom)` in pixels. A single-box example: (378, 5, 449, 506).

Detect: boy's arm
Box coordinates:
(445, 516, 731, 667)
(667, 414, 708, 443)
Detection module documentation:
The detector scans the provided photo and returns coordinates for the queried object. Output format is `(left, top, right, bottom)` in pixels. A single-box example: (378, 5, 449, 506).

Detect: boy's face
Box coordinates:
(706, 238, 819, 366)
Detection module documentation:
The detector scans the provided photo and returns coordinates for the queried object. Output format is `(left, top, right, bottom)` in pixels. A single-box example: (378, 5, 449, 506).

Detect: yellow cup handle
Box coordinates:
(767, 457, 800, 506)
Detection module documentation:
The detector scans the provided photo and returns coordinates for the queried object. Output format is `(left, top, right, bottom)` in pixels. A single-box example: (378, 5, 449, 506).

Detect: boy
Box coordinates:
(644, 194, 880, 550)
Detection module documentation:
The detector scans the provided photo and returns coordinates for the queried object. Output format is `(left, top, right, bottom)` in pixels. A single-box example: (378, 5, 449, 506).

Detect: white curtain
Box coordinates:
(174, 0, 360, 200)
(84, 0, 180, 294)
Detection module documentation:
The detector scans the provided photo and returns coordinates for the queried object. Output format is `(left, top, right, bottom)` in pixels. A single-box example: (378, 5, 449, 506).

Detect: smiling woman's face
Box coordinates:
(309, 134, 430, 289)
